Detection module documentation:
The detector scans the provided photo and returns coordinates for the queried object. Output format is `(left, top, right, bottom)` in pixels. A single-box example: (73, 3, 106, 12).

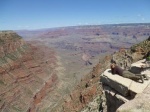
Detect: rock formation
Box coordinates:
(98, 37, 150, 112)
(0, 31, 62, 112)
(116, 36, 150, 112)
(117, 83, 150, 112)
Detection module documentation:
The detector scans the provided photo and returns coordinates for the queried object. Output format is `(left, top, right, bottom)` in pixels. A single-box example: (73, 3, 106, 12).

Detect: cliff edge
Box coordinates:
(116, 37, 150, 112)
(100, 36, 150, 112)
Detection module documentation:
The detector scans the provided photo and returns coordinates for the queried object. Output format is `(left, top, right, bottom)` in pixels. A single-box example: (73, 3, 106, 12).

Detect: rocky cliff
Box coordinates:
(0, 31, 62, 112)
(116, 36, 150, 112)
(91, 36, 150, 112)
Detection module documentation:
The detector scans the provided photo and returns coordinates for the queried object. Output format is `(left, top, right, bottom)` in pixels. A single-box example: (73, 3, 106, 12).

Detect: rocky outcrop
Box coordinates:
(100, 60, 150, 112)
(101, 64, 150, 95)
(116, 59, 150, 112)
(99, 37, 150, 112)
(130, 36, 150, 62)
(79, 36, 150, 112)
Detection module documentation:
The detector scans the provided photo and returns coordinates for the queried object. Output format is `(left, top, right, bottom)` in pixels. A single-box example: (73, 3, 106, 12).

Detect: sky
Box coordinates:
(0, 0, 150, 30)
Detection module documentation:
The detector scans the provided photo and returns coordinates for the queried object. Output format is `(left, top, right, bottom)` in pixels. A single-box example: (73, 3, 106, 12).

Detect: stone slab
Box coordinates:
(101, 59, 150, 95)
(100, 69, 132, 96)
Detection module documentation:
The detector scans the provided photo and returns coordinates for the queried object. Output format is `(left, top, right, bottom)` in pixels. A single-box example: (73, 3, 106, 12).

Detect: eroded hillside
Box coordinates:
(0, 31, 77, 112)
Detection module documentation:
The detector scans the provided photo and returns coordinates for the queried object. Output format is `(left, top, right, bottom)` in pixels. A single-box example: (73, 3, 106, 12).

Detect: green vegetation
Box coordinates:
(0, 80, 4, 85)
(5, 53, 17, 61)
(131, 37, 150, 53)
(0, 45, 29, 63)
(43, 107, 51, 112)
(22, 44, 29, 50)
(26, 89, 33, 96)
(0, 58, 7, 65)
(17, 47, 26, 54)
(0, 39, 4, 45)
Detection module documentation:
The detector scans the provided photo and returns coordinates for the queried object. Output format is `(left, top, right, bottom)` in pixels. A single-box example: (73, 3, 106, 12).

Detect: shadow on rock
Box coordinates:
(129, 66, 142, 74)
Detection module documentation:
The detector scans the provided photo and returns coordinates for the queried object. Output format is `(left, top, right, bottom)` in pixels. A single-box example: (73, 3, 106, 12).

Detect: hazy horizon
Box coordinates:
(0, 22, 146, 31)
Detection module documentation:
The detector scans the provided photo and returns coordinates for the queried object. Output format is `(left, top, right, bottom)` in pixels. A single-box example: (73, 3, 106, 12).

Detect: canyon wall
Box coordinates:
(0, 31, 61, 112)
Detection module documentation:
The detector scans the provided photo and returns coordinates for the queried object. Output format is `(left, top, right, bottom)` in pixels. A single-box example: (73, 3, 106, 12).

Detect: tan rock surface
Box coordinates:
(117, 83, 150, 112)
(101, 69, 131, 96)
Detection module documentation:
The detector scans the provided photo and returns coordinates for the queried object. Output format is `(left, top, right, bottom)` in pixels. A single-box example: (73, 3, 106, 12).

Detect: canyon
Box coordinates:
(0, 23, 150, 112)
(17, 23, 150, 82)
